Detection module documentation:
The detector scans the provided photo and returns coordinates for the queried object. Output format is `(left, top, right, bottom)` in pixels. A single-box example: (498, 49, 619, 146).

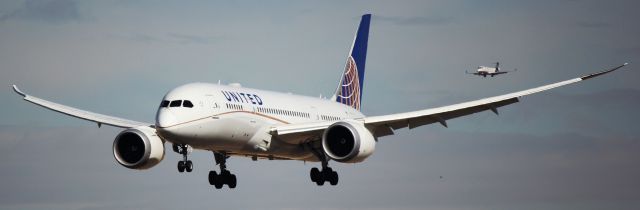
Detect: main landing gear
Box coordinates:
(309, 155, 339, 186)
(208, 152, 237, 189)
(173, 144, 193, 173)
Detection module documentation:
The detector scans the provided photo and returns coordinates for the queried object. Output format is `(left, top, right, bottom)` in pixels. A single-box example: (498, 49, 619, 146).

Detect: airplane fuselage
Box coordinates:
(155, 82, 365, 161)
(477, 66, 499, 74)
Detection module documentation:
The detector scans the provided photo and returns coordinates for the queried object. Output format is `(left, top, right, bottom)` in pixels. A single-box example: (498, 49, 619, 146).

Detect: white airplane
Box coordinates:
(12, 14, 628, 189)
(466, 62, 517, 77)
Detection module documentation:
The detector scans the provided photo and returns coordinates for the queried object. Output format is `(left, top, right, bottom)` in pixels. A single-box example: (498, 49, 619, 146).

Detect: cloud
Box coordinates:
(0, 0, 81, 23)
(375, 15, 454, 26)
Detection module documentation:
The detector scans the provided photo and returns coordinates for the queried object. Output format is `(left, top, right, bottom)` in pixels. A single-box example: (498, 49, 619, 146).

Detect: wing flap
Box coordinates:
(13, 85, 151, 128)
(272, 121, 333, 136)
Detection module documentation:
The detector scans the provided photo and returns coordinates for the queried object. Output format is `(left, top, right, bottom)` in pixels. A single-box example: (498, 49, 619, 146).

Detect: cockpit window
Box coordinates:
(169, 100, 182, 107)
(160, 100, 170, 107)
(183, 100, 194, 108)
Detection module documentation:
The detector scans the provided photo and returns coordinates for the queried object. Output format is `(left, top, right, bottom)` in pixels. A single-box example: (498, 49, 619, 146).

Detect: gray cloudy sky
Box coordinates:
(1, 0, 639, 210)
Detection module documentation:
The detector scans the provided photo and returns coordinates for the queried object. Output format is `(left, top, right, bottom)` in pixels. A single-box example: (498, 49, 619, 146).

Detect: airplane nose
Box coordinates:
(156, 110, 177, 128)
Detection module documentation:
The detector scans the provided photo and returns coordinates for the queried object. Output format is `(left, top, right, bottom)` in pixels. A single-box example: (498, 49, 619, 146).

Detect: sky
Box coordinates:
(1, 0, 639, 209)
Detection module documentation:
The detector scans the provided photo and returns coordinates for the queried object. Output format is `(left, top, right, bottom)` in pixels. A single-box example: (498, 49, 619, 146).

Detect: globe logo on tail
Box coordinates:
(336, 56, 361, 110)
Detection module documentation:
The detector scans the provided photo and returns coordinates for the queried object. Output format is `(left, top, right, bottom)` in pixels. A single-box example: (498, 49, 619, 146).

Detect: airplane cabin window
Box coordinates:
(160, 100, 170, 107)
(170, 100, 182, 107)
(183, 100, 194, 108)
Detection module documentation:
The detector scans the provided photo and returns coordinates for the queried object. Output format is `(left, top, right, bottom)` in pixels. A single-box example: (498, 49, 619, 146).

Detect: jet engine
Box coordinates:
(322, 120, 376, 163)
(113, 126, 165, 170)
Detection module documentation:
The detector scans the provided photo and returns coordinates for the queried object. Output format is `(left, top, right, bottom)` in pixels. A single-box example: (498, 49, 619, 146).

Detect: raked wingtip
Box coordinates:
(580, 63, 628, 80)
(12, 84, 26, 97)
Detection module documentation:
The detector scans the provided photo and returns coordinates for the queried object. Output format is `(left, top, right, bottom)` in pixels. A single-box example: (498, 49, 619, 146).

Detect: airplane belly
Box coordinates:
(239, 137, 317, 161)
(160, 117, 256, 151)
(159, 113, 320, 161)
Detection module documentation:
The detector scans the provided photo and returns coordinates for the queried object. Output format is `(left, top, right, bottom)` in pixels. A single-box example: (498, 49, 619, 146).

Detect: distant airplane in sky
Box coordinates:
(467, 62, 517, 77)
(12, 14, 628, 189)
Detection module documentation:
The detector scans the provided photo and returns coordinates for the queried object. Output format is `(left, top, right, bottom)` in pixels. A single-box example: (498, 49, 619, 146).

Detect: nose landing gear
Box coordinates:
(173, 144, 193, 173)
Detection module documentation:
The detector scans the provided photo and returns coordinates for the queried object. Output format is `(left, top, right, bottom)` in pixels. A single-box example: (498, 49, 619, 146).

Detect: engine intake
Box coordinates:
(322, 121, 376, 163)
(113, 126, 165, 170)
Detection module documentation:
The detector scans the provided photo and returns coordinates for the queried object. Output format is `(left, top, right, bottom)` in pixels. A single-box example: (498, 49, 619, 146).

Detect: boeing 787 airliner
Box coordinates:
(12, 14, 627, 189)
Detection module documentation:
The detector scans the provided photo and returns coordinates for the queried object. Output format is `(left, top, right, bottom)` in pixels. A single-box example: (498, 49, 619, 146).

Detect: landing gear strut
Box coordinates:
(208, 152, 237, 189)
(309, 152, 339, 186)
(173, 144, 193, 173)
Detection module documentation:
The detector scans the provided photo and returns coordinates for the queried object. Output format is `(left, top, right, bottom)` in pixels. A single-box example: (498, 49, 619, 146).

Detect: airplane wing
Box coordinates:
(12, 85, 152, 128)
(273, 63, 628, 141)
(491, 71, 510, 75)
(493, 68, 518, 75)
(465, 70, 481, 75)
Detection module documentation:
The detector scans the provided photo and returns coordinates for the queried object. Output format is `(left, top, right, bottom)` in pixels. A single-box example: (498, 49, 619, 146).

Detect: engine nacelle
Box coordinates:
(113, 126, 165, 170)
(322, 120, 376, 163)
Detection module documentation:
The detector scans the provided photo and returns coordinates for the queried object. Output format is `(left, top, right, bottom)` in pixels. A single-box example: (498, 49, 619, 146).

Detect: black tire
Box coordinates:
(172, 144, 179, 153)
(214, 173, 224, 189)
(310, 167, 320, 182)
(214, 182, 223, 189)
(228, 174, 237, 189)
(322, 168, 332, 179)
(208, 171, 217, 185)
(177, 161, 185, 173)
(329, 171, 339, 185)
(315, 179, 325, 186)
(219, 171, 230, 185)
(185, 161, 193, 172)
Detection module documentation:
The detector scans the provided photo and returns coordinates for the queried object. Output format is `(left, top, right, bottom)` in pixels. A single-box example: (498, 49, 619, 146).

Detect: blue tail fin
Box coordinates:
(333, 14, 370, 110)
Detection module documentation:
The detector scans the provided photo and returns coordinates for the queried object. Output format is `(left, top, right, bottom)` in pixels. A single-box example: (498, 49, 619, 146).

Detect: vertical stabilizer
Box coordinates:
(333, 14, 371, 110)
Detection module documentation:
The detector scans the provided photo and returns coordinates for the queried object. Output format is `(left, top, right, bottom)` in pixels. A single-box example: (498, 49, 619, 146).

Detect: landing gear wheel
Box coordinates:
(228, 174, 237, 189)
(322, 167, 332, 177)
(310, 167, 320, 182)
(185, 160, 193, 172)
(172, 144, 179, 153)
(309, 166, 339, 186)
(209, 152, 237, 189)
(308, 145, 340, 186)
(212, 171, 223, 189)
(209, 171, 224, 189)
(329, 171, 339, 185)
(214, 180, 223, 189)
(175, 144, 192, 173)
(321, 167, 332, 185)
(177, 161, 185, 173)
(208, 171, 217, 185)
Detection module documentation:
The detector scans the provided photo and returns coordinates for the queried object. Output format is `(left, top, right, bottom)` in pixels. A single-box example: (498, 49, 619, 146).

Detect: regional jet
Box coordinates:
(12, 14, 628, 189)
(467, 62, 517, 77)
